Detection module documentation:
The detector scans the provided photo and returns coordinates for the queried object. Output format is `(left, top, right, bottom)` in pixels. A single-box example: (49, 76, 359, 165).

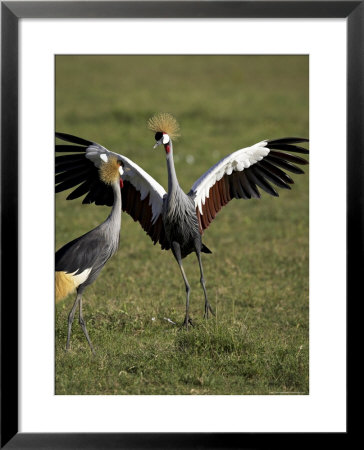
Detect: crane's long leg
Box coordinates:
(172, 242, 193, 329)
(196, 251, 215, 319)
(66, 293, 81, 351)
(79, 297, 95, 355)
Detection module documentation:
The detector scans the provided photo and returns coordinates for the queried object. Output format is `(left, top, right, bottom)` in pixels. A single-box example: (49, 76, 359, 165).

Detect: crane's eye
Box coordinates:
(118, 160, 124, 167)
(155, 131, 163, 141)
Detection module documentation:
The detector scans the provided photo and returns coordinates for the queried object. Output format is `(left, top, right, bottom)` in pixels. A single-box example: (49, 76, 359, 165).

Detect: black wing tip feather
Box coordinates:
(55, 131, 94, 147)
(266, 139, 309, 156)
(267, 137, 309, 145)
(55, 144, 87, 153)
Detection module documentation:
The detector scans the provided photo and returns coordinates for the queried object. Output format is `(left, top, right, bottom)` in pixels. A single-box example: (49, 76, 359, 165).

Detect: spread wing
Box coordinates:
(188, 137, 309, 232)
(55, 132, 170, 250)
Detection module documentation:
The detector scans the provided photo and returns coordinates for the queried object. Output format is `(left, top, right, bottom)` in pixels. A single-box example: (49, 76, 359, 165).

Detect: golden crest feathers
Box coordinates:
(147, 113, 180, 139)
(99, 156, 120, 185)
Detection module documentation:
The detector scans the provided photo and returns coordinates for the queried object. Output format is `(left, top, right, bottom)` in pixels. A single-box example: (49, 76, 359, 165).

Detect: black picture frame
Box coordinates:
(1, 1, 357, 448)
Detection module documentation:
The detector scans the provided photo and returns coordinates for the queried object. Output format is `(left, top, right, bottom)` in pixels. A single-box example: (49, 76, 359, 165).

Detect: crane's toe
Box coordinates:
(204, 302, 215, 319)
(180, 315, 194, 330)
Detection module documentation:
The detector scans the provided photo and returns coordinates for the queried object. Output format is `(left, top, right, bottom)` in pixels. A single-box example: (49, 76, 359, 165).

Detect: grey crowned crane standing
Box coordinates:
(55, 115, 308, 328)
(55, 150, 125, 354)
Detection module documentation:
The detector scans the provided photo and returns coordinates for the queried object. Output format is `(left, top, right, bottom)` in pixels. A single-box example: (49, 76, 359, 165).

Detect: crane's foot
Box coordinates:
(180, 316, 194, 330)
(204, 302, 215, 319)
(88, 344, 96, 357)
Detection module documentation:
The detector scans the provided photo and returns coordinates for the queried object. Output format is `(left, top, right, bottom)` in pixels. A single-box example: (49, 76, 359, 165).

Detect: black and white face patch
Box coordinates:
(155, 131, 170, 145)
(155, 132, 163, 141)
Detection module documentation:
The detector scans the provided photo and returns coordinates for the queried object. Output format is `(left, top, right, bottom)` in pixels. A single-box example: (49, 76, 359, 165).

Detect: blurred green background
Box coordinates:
(56, 55, 309, 395)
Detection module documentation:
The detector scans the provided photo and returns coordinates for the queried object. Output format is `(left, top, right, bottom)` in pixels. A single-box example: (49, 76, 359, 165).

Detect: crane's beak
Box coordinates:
(153, 138, 163, 149)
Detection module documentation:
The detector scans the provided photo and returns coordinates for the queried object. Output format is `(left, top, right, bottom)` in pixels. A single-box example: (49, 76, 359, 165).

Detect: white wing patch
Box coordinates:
(85, 144, 166, 224)
(70, 268, 92, 287)
(85, 144, 110, 167)
(190, 141, 270, 215)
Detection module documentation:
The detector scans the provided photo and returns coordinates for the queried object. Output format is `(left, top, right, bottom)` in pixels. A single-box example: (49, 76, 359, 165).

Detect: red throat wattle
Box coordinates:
(120, 178, 124, 189)
(163, 132, 170, 154)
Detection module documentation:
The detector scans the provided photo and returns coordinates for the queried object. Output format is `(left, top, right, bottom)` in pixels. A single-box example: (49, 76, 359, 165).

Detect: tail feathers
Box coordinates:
(55, 271, 76, 302)
(202, 244, 212, 254)
(55, 268, 91, 302)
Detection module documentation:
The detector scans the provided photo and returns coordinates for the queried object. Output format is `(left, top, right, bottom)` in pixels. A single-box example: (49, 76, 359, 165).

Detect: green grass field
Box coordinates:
(55, 55, 309, 395)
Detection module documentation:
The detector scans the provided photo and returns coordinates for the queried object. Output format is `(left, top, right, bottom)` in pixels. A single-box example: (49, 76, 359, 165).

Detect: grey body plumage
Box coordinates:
(163, 184, 202, 258)
(56, 186, 121, 290)
(157, 139, 213, 326)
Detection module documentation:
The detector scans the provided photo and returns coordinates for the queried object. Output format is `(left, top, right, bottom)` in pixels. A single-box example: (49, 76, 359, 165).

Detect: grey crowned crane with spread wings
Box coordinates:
(55, 153, 125, 353)
(55, 113, 309, 328)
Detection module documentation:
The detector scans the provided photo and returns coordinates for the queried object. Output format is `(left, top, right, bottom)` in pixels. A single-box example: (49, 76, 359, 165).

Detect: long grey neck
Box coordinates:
(165, 141, 180, 195)
(106, 179, 122, 231)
